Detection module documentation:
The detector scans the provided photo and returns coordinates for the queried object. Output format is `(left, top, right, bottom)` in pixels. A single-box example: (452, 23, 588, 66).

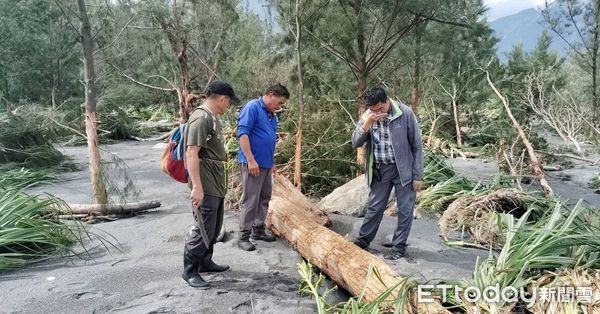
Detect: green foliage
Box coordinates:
(450, 201, 600, 311)
(0, 189, 87, 272)
(297, 260, 417, 313)
(276, 97, 360, 196)
(0, 113, 67, 169)
(100, 150, 140, 204)
(136, 104, 176, 122)
(0, 0, 81, 105)
(417, 150, 475, 214)
(422, 150, 461, 187)
(542, 0, 600, 119)
(0, 168, 59, 190)
(96, 99, 139, 140)
(589, 173, 600, 190)
(417, 176, 476, 215)
(418, 150, 520, 215)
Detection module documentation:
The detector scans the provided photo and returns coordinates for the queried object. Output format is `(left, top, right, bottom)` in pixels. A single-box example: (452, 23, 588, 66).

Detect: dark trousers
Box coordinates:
(239, 164, 272, 233)
(184, 195, 224, 265)
(355, 163, 416, 252)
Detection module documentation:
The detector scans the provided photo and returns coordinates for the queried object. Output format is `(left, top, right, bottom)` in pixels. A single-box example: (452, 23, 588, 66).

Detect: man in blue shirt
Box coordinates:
(237, 84, 289, 251)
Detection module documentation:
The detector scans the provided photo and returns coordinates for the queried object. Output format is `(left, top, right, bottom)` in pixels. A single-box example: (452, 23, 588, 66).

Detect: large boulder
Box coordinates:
(317, 176, 395, 216)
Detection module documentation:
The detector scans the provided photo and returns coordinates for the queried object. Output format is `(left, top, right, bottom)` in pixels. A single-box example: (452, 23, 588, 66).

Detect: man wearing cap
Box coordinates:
(183, 80, 240, 288)
(236, 83, 289, 251)
(351, 86, 423, 260)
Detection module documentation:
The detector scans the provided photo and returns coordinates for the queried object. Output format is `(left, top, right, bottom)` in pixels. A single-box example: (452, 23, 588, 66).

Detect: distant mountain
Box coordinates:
(490, 7, 572, 61)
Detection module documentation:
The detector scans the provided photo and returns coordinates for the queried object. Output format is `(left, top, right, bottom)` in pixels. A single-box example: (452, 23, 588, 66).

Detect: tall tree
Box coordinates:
(292, 0, 306, 189)
(431, 19, 497, 146)
(0, 0, 80, 105)
(308, 0, 428, 116)
(542, 0, 600, 126)
(409, 21, 428, 114)
(77, 0, 108, 204)
(276, 0, 331, 189)
(112, 0, 239, 123)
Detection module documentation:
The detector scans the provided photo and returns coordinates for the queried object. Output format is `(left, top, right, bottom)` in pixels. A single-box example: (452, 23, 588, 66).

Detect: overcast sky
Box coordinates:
(484, 0, 552, 21)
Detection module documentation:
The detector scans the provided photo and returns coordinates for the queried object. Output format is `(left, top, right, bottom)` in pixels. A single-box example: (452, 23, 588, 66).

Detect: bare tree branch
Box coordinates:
(94, 11, 138, 56)
(367, 17, 420, 72)
(305, 28, 360, 73)
(121, 73, 174, 91)
(54, 0, 80, 34)
(486, 70, 553, 196)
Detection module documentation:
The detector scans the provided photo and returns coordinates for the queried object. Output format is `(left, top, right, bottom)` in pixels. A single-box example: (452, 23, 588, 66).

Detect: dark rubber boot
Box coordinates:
(182, 252, 209, 289)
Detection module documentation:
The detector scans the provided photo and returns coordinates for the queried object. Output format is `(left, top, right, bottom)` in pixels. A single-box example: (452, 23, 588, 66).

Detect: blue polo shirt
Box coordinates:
(237, 97, 278, 168)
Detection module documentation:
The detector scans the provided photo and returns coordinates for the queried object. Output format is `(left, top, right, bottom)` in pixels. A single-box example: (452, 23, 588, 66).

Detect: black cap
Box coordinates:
(207, 80, 240, 104)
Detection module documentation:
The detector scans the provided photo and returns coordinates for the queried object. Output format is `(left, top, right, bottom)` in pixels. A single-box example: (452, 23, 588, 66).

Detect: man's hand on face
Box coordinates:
(366, 111, 387, 126)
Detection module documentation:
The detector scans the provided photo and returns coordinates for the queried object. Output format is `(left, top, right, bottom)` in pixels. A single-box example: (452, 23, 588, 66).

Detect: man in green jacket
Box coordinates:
(351, 87, 424, 260)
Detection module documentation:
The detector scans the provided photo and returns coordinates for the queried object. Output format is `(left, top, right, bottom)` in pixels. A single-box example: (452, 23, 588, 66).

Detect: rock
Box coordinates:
(317, 175, 394, 216)
(317, 176, 368, 216)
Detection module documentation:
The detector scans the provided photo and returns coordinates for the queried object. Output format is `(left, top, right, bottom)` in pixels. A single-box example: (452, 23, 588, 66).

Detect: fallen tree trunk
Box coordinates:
(271, 173, 331, 227)
(487, 72, 553, 196)
(266, 175, 447, 313)
(539, 151, 598, 165)
(65, 200, 161, 215)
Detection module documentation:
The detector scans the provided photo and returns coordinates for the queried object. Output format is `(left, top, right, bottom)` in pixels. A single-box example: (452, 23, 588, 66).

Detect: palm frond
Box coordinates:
(0, 189, 88, 272)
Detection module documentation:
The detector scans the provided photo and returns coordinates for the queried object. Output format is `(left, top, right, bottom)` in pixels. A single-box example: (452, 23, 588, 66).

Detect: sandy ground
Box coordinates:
(1, 140, 597, 313)
(447, 152, 600, 208)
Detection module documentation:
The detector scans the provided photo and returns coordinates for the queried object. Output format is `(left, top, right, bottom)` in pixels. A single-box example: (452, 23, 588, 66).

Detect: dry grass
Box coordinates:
(439, 189, 530, 249)
(529, 268, 600, 313)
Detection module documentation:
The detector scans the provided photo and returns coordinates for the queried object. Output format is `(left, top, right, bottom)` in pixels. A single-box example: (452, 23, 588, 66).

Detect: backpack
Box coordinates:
(160, 107, 215, 183)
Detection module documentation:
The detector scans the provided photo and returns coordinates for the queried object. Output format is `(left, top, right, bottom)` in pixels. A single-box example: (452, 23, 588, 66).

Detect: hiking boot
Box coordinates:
(384, 248, 406, 260)
(353, 239, 368, 250)
(251, 230, 276, 242)
(238, 230, 256, 251)
(199, 261, 230, 273)
(237, 239, 256, 251)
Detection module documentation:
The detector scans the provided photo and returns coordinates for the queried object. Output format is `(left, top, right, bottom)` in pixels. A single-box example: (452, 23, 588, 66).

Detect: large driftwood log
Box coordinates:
(271, 173, 331, 227)
(266, 175, 447, 313)
(66, 200, 161, 215)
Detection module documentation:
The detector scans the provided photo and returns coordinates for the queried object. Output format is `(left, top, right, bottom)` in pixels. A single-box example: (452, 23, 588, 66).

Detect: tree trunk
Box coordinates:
(593, 0, 600, 127)
(270, 174, 331, 227)
(487, 72, 553, 196)
(78, 0, 108, 205)
(66, 200, 161, 215)
(266, 175, 447, 313)
(452, 98, 462, 147)
(411, 24, 424, 114)
(357, 72, 368, 165)
(354, 0, 368, 165)
(51, 82, 57, 109)
(177, 39, 194, 122)
(156, 14, 198, 123)
(293, 0, 305, 190)
(593, 51, 598, 127)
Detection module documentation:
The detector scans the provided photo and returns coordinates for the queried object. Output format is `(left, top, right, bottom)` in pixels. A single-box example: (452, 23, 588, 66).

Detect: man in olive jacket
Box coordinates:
(351, 87, 424, 260)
